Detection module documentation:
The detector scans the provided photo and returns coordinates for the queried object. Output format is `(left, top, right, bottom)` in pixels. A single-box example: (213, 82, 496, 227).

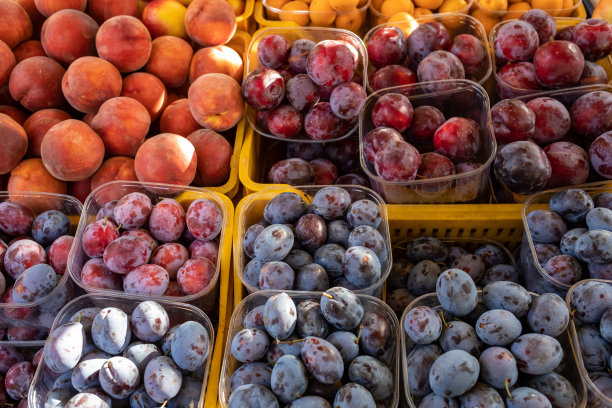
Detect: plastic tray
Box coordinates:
(67, 180, 234, 315)
(358, 80, 497, 204)
(236, 0, 256, 34)
(492, 17, 612, 99)
(567, 279, 612, 408)
(370, 0, 473, 26)
(219, 290, 400, 408)
(474, 0, 580, 19)
(244, 26, 367, 143)
(28, 293, 215, 408)
(234, 185, 392, 298)
(364, 13, 493, 92)
(0, 191, 81, 343)
(520, 182, 612, 296)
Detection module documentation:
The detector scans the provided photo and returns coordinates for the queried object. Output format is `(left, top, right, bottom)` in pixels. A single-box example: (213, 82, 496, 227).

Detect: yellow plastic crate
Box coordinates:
(236, 0, 256, 34)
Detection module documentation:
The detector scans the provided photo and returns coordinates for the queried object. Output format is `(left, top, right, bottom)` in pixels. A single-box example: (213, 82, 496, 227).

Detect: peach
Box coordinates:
(12, 40, 45, 62)
(82, 112, 94, 126)
(185, 0, 237, 46)
(9, 56, 65, 111)
(68, 177, 91, 203)
(91, 156, 138, 202)
(188, 73, 244, 132)
(187, 128, 232, 186)
(61, 56, 123, 113)
(0, 105, 27, 124)
(34, 0, 86, 17)
(189, 45, 243, 83)
(96, 15, 152, 73)
(23, 108, 71, 157)
(12, 0, 45, 30)
(0, 0, 33, 49)
(145, 36, 192, 88)
(0, 40, 15, 87)
(40, 119, 105, 181)
(0, 113, 28, 174)
(142, 0, 187, 38)
(90, 97, 150, 157)
(134, 133, 197, 186)
(121, 72, 168, 120)
(8, 158, 67, 211)
(41, 9, 98, 66)
(88, 0, 140, 23)
(160, 98, 200, 136)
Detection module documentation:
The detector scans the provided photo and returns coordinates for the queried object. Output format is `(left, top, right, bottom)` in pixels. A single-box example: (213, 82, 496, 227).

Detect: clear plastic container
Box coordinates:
(234, 185, 392, 298)
(358, 80, 496, 204)
(491, 17, 612, 99)
(363, 13, 493, 91)
(28, 293, 215, 408)
(369, 0, 473, 26)
(401, 290, 587, 407)
(474, 0, 580, 20)
(219, 290, 400, 408)
(67, 180, 233, 315)
(520, 183, 612, 296)
(245, 26, 368, 143)
(566, 279, 612, 408)
(0, 191, 81, 343)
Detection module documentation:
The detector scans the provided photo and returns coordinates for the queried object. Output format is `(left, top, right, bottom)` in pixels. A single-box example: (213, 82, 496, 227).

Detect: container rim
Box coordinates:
(474, 0, 580, 18)
(263, 0, 371, 15)
(369, 1, 473, 19)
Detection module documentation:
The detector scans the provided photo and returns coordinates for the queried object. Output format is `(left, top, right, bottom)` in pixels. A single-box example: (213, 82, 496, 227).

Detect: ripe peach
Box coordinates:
(189, 45, 243, 83)
(160, 98, 200, 136)
(12, 0, 45, 31)
(12, 40, 45, 62)
(0, 40, 15, 87)
(9, 56, 65, 111)
(121, 72, 168, 120)
(188, 73, 244, 132)
(142, 0, 187, 38)
(34, 0, 86, 16)
(91, 157, 138, 202)
(0, 0, 33, 49)
(41, 9, 98, 66)
(0, 105, 27, 124)
(88, 0, 139, 23)
(7, 158, 67, 211)
(62, 56, 122, 113)
(185, 0, 237, 46)
(40, 119, 105, 181)
(90, 97, 151, 157)
(23, 108, 71, 157)
(0, 113, 27, 174)
(68, 177, 91, 203)
(134, 133, 197, 186)
(187, 129, 232, 186)
(96, 15, 152, 73)
(145, 36, 193, 88)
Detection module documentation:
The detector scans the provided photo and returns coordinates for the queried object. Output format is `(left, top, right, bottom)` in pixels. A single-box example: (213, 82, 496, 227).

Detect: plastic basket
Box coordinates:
(566, 279, 612, 408)
(474, 0, 581, 19)
(28, 293, 215, 408)
(219, 290, 401, 408)
(0, 191, 82, 344)
(370, 0, 473, 26)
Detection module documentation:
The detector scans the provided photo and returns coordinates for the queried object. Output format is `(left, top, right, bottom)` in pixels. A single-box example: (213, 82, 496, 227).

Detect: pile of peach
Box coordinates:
(0, 0, 246, 202)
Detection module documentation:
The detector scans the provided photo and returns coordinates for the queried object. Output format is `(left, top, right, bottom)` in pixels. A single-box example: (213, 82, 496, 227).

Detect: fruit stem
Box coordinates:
(440, 311, 448, 328)
(103, 216, 108, 226)
(78, 311, 82, 323)
(116, 223, 122, 231)
(355, 324, 364, 344)
(160, 400, 168, 408)
(322, 293, 333, 299)
(505, 378, 512, 401)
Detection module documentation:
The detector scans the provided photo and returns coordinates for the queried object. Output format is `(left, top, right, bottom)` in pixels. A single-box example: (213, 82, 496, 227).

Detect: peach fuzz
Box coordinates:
(187, 128, 233, 186)
(41, 9, 98, 66)
(0, 105, 27, 124)
(34, 0, 86, 17)
(12, 0, 45, 29)
(88, 0, 140, 23)
(185, 0, 237, 46)
(0, 40, 15, 87)
(68, 177, 91, 203)
(61, 56, 123, 113)
(91, 97, 151, 157)
(91, 157, 138, 203)
(121, 72, 168, 121)
(23, 109, 71, 157)
(160, 98, 200, 136)
(134, 133, 197, 186)
(189, 45, 243, 83)
(188, 72, 244, 132)
(0, 113, 28, 174)
(0, 0, 33, 49)
(142, 0, 187, 38)
(9, 56, 66, 111)
(8, 158, 67, 211)
(96, 15, 152, 73)
(12, 40, 46, 62)
(145, 36, 193, 88)
(40, 119, 105, 181)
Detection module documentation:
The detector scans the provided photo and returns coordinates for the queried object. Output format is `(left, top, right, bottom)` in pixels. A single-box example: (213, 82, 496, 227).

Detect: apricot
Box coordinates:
(187, 129, 233, 186)
(134, 133, 197, 186)
(188, 73, 244, 132)
(40, 119, 105, 181)
(90, 97, 151, 157)
(0, 0, 33, 49)
(88, 0, 139, 23)
(91, 157, 138, 202)
(121, 72, 168, 121)
(23, 109, 70, 157)
(0, 106, 27, 124)
(0, 113, 28, 174)
(12, 40, 45, 62)
(9, 56, 65, 111)
(145, 36, 193, 88)
(96, 15, 152, 73)
(8, 158, 67, 211)
(185, 0, 237, 46)
(34, 0, 86, 16)
(142, 0, 187, 38)
(0, 40, 15, 87)
(189, 45, 243, 83)
(160, 98, 200, 136)
(41, 9, 98, 66)
(68, 177, 91, 203)
(61, 56, 123, 113)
